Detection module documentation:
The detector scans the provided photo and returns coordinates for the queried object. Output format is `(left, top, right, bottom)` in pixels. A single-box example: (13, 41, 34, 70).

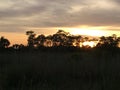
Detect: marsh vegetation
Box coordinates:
(0, 49, 120, 90)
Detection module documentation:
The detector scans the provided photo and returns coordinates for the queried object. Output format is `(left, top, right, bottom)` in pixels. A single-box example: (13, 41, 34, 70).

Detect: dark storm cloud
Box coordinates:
(0, 0, 120, 32)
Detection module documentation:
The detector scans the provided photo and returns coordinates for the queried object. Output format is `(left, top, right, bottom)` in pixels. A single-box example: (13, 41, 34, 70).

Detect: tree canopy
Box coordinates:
(0, 30, 120, 52)
(0, 36, 10, 49)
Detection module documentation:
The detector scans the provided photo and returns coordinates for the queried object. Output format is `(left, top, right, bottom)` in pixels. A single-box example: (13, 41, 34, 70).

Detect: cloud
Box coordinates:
(0, 0, 120, 33)
(111, 0, 120, 4)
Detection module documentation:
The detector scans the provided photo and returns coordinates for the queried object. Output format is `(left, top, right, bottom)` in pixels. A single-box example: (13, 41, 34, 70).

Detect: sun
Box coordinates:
(82, 41, 97, 48)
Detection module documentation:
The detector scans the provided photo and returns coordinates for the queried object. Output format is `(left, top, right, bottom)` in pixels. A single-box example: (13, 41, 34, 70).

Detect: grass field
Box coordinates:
(0, 50, 120, 90)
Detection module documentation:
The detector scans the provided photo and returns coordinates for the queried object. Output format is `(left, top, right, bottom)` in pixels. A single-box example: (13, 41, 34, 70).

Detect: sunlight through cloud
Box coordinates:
(66, 28, 106, 37)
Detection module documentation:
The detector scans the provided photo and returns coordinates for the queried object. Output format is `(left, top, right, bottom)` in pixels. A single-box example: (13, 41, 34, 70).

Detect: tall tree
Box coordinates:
(73, 35, 82, 47)
(35, 34, 45, 47)
(52, 30, 69, 46)
(0, 36, 10, 48)
(97, 34, 120, 48)
(26, 31, 36, 48)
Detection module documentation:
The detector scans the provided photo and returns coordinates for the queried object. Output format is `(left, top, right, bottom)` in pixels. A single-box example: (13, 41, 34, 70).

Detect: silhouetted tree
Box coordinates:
(52, 30, 70, 46)
(13, 44, 19, 50)
(67, 35, 76, 46)
(35, 34, 46, 47)
(56, 30, 70, 36)
(73, 35, 82, 47)
(43, 39, 53, 47)
(26, 31, 36, 48)
(12, 44, 25, 50)
(44, 35, 53, 47)
(97, 34, 120, 48)
(0, 36, 10, 49)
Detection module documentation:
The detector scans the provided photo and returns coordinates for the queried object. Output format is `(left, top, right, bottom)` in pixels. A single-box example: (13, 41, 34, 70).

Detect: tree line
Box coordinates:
(0, 30, 120, 51)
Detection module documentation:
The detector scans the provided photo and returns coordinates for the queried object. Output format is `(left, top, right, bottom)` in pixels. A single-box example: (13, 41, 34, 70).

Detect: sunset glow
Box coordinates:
(0, 32, 27, 46)
(0, 0, 120, 45)
(63, 27, 120, 37)
(67, 28, 105, 37)
(0, 27, 120, 45)
(82, 41, 98, 48)
(1, 0, 120, 88)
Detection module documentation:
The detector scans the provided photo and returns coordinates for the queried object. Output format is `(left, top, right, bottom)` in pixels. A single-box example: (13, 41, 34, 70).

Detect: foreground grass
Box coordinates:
(0, 50, 120, 90)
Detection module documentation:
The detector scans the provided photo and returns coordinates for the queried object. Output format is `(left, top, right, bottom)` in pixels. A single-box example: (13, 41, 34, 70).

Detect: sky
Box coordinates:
(0, 0, 120, 45)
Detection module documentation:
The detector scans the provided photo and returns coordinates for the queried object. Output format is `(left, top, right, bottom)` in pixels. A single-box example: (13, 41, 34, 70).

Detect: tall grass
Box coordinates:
(0, 50, 120, 90)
